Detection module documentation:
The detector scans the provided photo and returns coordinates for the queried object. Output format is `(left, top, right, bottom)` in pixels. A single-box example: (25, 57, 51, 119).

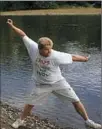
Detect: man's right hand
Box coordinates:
(7, 19, 13, 27)
(7, 19, 26, 37)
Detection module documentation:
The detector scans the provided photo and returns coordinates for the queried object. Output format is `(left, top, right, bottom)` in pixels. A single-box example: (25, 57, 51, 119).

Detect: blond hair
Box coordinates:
(38, 37, 53, 49)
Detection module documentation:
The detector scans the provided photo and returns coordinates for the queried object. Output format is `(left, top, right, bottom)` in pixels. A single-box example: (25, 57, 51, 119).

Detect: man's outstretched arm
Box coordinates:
(7, 19, 26, 37)
(72, 55, 90, 62)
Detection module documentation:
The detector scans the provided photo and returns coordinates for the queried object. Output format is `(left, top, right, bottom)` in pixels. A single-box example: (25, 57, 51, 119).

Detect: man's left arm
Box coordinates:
(72, 55, 90, 62)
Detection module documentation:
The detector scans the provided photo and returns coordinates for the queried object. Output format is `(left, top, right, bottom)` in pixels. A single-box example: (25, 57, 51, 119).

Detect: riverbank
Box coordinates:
(1, 7, 101, 16)
(1, 101, 76, 129)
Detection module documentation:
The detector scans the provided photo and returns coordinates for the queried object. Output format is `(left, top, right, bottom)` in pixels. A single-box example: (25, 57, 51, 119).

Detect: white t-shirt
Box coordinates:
(23, 36, 73, 84)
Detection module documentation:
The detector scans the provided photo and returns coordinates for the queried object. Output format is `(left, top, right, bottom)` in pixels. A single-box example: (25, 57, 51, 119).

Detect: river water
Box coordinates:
(0, 15, 101, 129)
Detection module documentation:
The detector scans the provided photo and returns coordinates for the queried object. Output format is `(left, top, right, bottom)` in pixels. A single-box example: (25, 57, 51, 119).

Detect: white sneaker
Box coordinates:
(12, 119, 25, 128)
(85, 119, 102, 129)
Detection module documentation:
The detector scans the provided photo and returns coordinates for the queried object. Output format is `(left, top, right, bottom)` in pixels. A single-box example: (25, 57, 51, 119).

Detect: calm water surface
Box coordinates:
(0, 15, 101, 129)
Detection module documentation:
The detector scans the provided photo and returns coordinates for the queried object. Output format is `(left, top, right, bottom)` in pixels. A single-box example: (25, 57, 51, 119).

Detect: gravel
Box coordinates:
(0, 101, 75, 129)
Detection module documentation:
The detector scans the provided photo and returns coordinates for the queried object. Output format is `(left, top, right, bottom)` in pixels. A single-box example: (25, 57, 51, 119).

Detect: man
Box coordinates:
(7, 19, 101, 129)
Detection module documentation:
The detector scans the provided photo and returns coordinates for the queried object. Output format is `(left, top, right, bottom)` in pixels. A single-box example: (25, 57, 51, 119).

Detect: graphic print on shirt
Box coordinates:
(35, 57, 51, 77)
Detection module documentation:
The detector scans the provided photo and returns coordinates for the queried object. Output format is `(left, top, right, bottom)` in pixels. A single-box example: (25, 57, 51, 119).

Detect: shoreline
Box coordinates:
(1, 8, 101, 16)
(1, 101, 75, 129)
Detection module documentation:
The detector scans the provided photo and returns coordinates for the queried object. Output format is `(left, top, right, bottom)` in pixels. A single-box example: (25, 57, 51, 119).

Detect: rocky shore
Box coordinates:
(1, 101, 75, 129)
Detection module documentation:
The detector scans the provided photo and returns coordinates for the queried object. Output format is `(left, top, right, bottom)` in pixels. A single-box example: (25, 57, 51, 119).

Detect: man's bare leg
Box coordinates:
(72, 101, 102, 128)
(20, 104, 34, 120)
(72, 101, 89, 120)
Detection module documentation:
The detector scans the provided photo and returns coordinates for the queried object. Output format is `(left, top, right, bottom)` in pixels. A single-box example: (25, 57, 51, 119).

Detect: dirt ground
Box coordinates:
(1, 8, 101, 16)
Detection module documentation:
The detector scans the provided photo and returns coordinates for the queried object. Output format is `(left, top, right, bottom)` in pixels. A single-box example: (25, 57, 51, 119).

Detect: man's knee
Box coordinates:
(24, 104, 34, 109)
(72, 100, 81, 106)
(27, 104, 34, 107)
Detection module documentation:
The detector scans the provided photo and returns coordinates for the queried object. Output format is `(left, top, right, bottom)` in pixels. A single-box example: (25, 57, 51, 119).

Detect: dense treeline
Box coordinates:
(0, 1, 101, 11)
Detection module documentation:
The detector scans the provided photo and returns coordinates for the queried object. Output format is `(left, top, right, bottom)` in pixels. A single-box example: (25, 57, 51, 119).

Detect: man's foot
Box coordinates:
(85, 119, 102, 129)
(12, 119, 25, 128)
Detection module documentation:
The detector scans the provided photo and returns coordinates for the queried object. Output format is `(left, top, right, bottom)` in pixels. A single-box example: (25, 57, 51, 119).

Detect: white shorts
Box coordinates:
(25, 79, 80, 105)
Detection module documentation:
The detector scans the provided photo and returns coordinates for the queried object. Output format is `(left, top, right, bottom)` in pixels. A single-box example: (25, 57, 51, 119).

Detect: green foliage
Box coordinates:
(93, 1, 101, 8)
(32, 1, 58, 9)
(0, 1, 101, 11)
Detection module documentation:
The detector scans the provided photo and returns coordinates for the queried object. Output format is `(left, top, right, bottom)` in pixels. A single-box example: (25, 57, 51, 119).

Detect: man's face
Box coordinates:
(39, 48, 51, 57)
(38, 39, 52, 57)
